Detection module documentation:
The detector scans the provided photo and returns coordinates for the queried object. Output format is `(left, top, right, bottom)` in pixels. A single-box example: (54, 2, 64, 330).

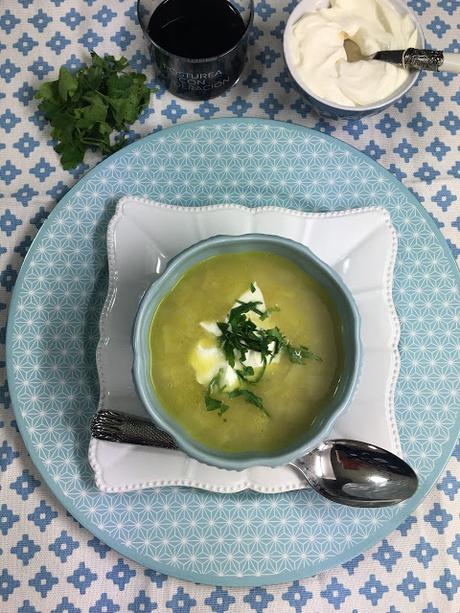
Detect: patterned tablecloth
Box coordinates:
(1, 0, 459, 611)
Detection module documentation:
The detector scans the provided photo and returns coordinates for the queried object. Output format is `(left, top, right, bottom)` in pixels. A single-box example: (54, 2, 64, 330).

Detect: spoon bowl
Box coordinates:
(344, 39, 366, 63)
(290, 439, 418, 507)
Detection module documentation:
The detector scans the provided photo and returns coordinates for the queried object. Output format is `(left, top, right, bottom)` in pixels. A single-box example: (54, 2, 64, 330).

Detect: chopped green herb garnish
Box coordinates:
(236, 362, 267, 384)
(217, 301, 278, 368)
(228, 389, 269, 416)
(204, 394, 229, 414)
(202, 285, 321, 417)
(285, 343, 322, 364)
(204, 371, 229, 415)
(236, 365, 254, 379)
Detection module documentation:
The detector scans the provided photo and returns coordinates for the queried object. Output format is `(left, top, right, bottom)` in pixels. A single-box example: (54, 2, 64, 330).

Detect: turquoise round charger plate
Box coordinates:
(7, 118, 460, 586)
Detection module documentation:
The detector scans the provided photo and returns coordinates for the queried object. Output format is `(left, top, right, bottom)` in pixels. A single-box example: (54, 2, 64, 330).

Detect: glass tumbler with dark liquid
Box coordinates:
(137, 0, 254, 100)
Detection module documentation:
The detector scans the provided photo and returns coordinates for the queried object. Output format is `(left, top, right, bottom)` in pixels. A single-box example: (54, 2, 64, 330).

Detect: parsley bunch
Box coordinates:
(36, 52, 152, 169)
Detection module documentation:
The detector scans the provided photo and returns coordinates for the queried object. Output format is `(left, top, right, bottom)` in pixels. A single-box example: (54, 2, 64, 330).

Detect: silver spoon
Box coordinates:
(289, 439, 418, 507)
(91, 410, 418, 507)
(344, 39, 460, 73)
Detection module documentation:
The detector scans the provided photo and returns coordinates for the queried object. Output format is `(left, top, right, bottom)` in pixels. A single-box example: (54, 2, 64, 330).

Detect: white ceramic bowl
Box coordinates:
(283, 0, 425, 118)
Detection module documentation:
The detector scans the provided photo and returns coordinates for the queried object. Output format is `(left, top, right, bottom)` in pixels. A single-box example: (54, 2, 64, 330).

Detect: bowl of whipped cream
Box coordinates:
(283, 0, 424, 118)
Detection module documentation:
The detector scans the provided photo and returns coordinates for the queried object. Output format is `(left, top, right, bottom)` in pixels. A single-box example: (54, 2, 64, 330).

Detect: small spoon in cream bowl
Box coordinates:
(344, 38, 460, 73)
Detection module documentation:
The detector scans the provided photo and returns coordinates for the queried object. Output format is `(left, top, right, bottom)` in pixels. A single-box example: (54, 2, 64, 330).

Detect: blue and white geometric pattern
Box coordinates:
(1, 0, 459, 611)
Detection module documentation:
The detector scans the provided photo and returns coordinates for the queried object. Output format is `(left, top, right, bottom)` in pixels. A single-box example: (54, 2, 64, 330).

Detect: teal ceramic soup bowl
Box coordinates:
(132, 234, 362, 470)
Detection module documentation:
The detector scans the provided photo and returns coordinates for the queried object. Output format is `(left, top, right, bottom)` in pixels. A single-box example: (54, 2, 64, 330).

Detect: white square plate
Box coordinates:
(89, 198, 400, 493)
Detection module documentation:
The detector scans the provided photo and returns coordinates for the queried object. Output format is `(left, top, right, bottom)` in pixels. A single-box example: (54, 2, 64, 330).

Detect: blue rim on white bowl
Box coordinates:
(132, 233, 362, 471)
(283, 0, 425, 119)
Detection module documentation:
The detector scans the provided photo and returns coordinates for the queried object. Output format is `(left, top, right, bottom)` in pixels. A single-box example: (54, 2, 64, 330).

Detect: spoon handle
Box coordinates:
(91, 410, 178, 449)
(402, 48, 444, 71)
(441, 53, 460, 74)
(375, 48, 460, 73)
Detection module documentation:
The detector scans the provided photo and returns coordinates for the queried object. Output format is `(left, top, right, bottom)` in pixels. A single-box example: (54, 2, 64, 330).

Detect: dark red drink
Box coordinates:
(139, 0, 253, 100)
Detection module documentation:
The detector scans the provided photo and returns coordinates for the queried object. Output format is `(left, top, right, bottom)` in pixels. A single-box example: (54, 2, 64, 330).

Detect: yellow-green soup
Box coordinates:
(149, 251, 343, 454)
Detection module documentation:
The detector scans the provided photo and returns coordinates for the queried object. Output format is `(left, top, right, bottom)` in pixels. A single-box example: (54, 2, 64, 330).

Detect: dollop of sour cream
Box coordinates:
(190, 283, 279, 393)
(288, 0, 417, 107)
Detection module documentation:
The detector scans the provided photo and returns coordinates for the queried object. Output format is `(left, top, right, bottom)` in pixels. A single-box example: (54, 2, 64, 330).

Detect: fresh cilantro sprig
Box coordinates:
(203, 292, 322, 417)
(35, 52, 152, 170)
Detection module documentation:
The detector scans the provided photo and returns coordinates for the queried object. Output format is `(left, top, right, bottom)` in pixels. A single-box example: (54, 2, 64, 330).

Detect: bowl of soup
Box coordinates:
(132, 234, 361, 470)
